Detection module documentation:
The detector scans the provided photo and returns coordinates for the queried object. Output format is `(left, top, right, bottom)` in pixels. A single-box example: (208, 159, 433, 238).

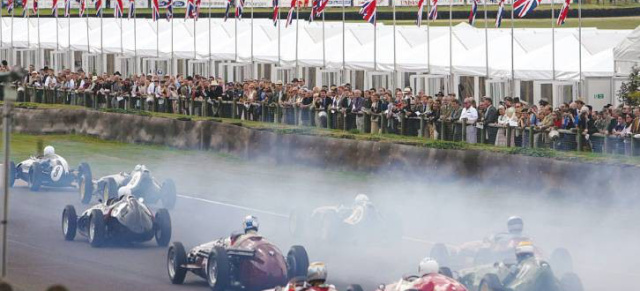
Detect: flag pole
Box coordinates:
(67, 2, 70, 66)
(37, 0, 41, 57)
(11, 2, 14, 59)
(56, 6, 59, 52)
(235, 0, 238, 62)
(484, 0, 488, 79)
(170, 6, 173, 75)
(251, 0, 254, 75)
(27, 0, 30, 50)
(277, 0, 280, 67)
(551, 0, 555, 81)
(134, 1, 138, 74)
(193, 11, 196, 60)
(510, 0, 515, 97)
(392, 0, 396, 89)
(120, 8, 123, 55)
(322, 10, 325, 69)
(295, 1, 299, 76)
(86, 1, 90, 53)
(373, 21, 376, 72)
(156, 11, 159, 58)
(426, 0, 430, 74)
(578, 0, 582, 97)
(448, 0, 453, 93)
(209, 0, 212, 75)
(101, 4, 105, 71)
(341, 0, 345, 83)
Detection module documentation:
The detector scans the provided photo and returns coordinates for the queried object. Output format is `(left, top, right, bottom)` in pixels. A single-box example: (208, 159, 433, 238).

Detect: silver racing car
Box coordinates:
(9, 146, 83, 191)
(77, 164, 177, 209)
(62, 194, 172, 247)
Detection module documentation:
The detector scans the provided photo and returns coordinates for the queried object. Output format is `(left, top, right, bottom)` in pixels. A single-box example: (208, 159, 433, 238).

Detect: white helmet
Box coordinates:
(354, 194, 370, 206)
(418, 257, 439, 276)
(43, 145, 55, 156)
(242, 215, 259, 233)
(307, 262, 328, 284)
(507, 216, 524, 234)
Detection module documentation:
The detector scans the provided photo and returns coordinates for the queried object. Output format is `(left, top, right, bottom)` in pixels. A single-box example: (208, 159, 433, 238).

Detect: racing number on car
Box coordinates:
(51, 165, 64, 182)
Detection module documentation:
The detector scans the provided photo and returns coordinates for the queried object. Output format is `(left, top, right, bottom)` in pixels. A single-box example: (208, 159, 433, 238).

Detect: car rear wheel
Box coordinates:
(550, 248, 573, 277)
(478, 273, 503, 291)
(167, 242, 187, 284)
(103, 178, 119, 202)
(28, 162, 42, 191)
(160, 179, 177, 210)
(154, 209, 172, 247)
(8, 161, 15, 188)
(286, 245, 309, 279)
(88, 209, 106, 247)
(207, 246, 230, 291)
(78, 163, 93, 204)
(62, 205, 77, 241)
(346, 284, 364, 291)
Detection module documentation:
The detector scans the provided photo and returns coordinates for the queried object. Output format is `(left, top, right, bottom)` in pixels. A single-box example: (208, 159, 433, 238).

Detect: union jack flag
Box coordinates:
(285, 0, 295, 27)
(495, 0, 504, 27)
(272, 0, 278, 26)
(416, 0, 425, 26)
(51, 0, 58, 16)
(64, 0, 70, 17)
(128, 0, 135, 19)
(235, 0, 244, 20)
(95, 0, 102, 16)
(223, 0, 231, 21)
(6, 0, 13, 14)
(32, 0, 38, 14)
(468, 0, 478, 25)
(427, 0, 437, 21)
(557, 0, 570, 26)
(21, 0, 27, 17)
(186, 0, 195, 19)
(114, 0, 124, 18)
(151, 0, 159, 21)
(194, 0, 201, 19)
(166, 0, 173, 21)
(79, 0, 86, 16)
(309, 0, 327, 21)
(359, 0, 376, 25)
(514, 0, 540, 18)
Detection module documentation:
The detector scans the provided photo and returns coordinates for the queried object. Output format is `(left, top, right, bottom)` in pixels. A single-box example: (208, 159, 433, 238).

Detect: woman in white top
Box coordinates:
(495, 106, 508, 146)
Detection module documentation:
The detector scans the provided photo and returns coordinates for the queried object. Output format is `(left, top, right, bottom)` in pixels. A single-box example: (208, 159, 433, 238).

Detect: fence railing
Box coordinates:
(14, 86, 640, 156)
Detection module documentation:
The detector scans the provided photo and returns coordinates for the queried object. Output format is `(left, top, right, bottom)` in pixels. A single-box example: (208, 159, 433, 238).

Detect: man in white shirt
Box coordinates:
(460, 97, 479, 144)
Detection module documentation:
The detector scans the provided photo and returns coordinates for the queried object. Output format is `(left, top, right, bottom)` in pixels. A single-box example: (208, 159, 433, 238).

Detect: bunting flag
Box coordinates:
(21, 0, 28, 16)
(235, 0, 244, 19)
(272, 0, 278, 26)
(114, 0, 124, 18)
(64, 0, 70, 17)
(468, 0, 477, 25)
(95, 0, 102, 16)
(309, 0, 327, 21)
(51, 0, 58, 16)
(557, 0, 570, 26)
(514, 0, 540, 18)
(128, 0, 135, 19)
(7, 0, 13, 14)
(151, 0, 159, 21)
(285, 0, 295, 27)
(358, 0, 376, 25)
(416, 0, 425, 27)
(223, 0, 231, 21)
(495, 0, 504, 27)
(32, 0, 38, 14)
(427, 0, 437, 21)
(79, 0, 86, 16)
(166, 0, 173, 21)
(194, 0, 200, 19)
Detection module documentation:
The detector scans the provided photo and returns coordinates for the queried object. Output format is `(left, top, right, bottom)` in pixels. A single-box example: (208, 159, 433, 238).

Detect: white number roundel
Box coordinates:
(51, 165, 64, 182)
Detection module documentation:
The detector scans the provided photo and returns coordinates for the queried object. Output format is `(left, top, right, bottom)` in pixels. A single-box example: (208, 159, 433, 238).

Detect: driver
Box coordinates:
(228, 215, 260, 246)
(502, 241, 536, 286)
(344, 194, 373, 225)
(305, 262, 336, 291)
(43, 145, 56, 156)
(418, 257, 439, 276)
(488, 216, 526, 249)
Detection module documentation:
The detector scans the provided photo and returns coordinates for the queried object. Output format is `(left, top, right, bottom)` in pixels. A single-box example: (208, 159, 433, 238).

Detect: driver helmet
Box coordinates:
(354, 194, 370, 207)
(515, 241, 535, 262)
(418, 257, 439, 276)
(242, 215, 259, 233)
(307, 262, 328, 285)
(43, 145, 55, 156)
(507, 216, 524, 235)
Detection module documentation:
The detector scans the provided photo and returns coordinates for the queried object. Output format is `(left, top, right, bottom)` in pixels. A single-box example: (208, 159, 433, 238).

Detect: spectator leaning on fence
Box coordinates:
(460, 97, 479, 144)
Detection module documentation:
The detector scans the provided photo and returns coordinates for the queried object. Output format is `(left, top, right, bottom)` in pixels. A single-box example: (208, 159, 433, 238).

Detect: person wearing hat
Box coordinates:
(538, 97, 549, 107)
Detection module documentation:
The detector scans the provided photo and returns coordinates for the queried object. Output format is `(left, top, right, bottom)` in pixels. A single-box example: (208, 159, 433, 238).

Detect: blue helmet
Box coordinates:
(243, 215, 259, 233)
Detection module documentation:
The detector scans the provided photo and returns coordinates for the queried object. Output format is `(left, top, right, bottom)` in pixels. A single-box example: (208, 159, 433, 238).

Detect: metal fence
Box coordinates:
(15, 86, 640, 156)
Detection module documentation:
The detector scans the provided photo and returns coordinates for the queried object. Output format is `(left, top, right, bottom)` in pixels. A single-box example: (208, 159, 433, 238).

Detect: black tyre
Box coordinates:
(286, 245, 310, 279)
(167, 242, 187, 284)
(560, 272, 584, 291)
(346, 284, 364, 291)
(206, 246, 231, 291)
(103, 178, 119, 202)
(88, 209, 106, 247)
(155, 209, 172, 247)
(430, 243, 450, 267)
(478, 273, 504, 291)
(28, 162, 42, 191)
(550, 248, 573, 277)
(62, 205, 77, 241)
(78, 163, 93, 204)
(160, 179, 177, 210)
(439, 266, 453, 278)
(8, 161, 15, 188)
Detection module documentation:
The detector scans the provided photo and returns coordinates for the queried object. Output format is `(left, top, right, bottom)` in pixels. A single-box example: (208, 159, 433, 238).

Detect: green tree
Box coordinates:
(619, 66, 640, 106)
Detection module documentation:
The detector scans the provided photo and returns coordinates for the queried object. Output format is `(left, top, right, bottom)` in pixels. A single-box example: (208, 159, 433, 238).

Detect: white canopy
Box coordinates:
(0, 17, 632, 80)
(613, 25, 640, 75)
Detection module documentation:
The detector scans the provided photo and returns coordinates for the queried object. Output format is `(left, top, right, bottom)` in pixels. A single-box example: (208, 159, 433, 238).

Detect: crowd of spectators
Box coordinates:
(9, 63, 640, 151)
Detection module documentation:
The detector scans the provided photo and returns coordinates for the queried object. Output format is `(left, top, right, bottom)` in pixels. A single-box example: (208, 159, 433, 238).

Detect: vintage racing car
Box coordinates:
(9, 146, 84, 191)
(289, 194, 401, 242)
(62, 194, 172, 248)
(77, 164, 177, 209)
(167, 234, 310, 291)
